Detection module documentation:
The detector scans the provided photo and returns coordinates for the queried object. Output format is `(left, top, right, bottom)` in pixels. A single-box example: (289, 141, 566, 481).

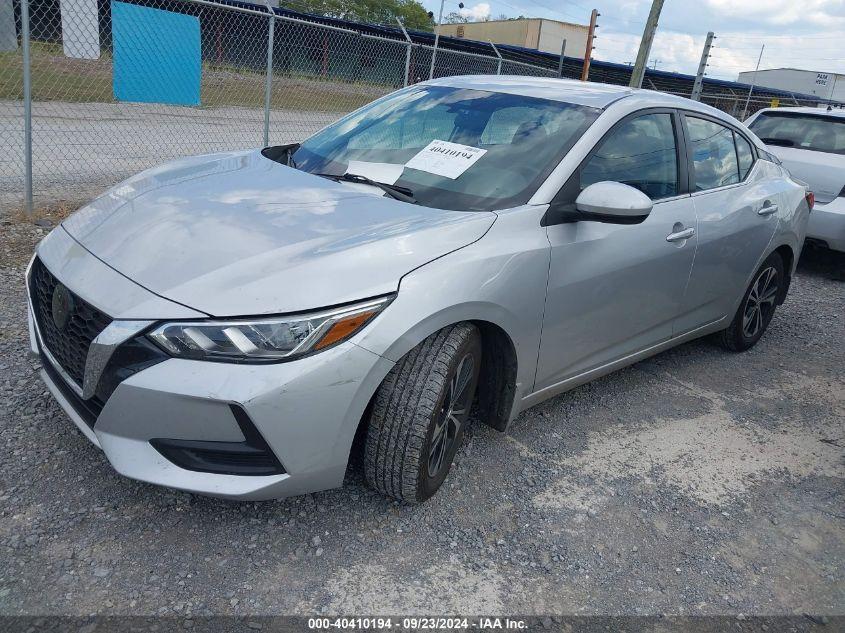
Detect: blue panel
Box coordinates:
(112, 1, 200, 106)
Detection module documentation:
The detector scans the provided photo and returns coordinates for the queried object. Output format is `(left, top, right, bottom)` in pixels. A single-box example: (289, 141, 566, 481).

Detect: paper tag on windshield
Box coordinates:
(405, 140, 486, 180)
(346, 160, 404, 185)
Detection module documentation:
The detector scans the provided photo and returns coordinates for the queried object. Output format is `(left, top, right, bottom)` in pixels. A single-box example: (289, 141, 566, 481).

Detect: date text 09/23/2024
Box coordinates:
(307, 617, 528, 630)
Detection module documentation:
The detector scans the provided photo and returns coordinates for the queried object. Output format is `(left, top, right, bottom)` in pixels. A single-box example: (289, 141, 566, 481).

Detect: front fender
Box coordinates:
(352, 205, 552, 425)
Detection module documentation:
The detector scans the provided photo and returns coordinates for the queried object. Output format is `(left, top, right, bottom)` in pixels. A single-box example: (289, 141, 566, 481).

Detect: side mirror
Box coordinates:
(575, 181, 653, 224)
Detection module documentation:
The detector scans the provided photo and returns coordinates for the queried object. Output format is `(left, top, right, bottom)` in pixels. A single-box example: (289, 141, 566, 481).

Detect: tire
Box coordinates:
(364, 323, 482, 503)
(716, 251, 785, 352)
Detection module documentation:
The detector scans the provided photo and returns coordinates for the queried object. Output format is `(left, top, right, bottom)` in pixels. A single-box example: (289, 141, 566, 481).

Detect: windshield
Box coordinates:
(291, 86, 600, 211)
(749, 111, 845, 155)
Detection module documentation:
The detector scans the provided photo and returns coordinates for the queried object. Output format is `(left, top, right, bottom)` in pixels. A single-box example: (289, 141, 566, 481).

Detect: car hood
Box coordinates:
(766, 146, 845, 204)
(63, 150, 496, 316)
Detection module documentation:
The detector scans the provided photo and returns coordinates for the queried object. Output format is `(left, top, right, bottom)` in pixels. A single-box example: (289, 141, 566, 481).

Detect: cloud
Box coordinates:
(594, 29, 702, 75)
(459, 2, 491, 22)
(594, 25, 845, 82)
(704, 0, 845, 27)
(455, 0, 845, 81)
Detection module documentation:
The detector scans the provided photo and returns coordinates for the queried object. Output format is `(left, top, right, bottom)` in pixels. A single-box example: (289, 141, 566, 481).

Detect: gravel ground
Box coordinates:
(0, 215, 843, 618)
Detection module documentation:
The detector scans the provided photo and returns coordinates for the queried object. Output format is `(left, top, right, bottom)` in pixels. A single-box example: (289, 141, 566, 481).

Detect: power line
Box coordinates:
(718, 32, 845, 40)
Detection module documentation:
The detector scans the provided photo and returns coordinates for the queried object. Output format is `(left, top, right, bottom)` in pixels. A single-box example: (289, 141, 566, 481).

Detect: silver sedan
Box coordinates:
(28, 76, 810, 502)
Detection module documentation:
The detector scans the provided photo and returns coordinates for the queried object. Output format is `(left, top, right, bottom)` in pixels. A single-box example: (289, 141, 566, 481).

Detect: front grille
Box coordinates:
(40, 350, 104, 429)
(29, 257, 112, 387)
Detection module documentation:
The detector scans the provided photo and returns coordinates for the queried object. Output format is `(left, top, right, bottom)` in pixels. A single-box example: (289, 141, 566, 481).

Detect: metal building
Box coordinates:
(437, 18, 588, 57)
(737, 68, 845, 103)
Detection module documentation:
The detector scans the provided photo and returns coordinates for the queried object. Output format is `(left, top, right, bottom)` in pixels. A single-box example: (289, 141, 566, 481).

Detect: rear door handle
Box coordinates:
(666, 227, 695, 242)
(758, 201, 778, 216)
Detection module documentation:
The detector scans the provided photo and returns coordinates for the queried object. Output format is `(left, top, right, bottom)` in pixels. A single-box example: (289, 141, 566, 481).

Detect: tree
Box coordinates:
(278, 0, 435, 31)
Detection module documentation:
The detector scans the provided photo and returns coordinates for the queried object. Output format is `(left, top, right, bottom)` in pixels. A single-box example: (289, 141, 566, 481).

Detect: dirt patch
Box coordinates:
(535, 381, 844, 511)
(1, 203, 77, 268)
(300, 563, 507, 614)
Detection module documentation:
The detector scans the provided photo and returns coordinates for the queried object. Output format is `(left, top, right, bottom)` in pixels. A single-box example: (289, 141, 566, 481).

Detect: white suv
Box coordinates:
(746, 106, 845, 252)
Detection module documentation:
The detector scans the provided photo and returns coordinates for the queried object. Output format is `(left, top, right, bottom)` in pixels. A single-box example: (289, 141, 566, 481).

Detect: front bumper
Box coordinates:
(807, 197, 845, 252)
(28, 229, 395, 500)
(34, 305, 393, 499)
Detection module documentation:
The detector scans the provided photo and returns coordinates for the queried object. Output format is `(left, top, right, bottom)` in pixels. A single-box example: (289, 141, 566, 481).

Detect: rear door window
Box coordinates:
(686, 116, 740, 191)
(735, 132, 755, 180)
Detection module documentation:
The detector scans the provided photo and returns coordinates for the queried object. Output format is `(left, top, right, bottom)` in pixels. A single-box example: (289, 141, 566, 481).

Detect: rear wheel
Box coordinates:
(364, 323, 481, 503)
(717, 252, 784, 352)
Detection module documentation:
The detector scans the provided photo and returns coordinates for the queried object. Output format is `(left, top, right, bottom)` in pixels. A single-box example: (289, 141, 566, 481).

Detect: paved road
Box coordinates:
(0, 101, 338, 211)
(0, 218, 843, 617)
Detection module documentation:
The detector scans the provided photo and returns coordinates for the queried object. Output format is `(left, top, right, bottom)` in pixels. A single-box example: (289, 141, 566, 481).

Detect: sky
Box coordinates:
(419, 0, 845, 83)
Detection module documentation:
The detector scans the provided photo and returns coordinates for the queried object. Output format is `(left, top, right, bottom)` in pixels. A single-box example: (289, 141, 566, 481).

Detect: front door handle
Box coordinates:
(666, 227, 695, 242)
(758, 201, 778, 216)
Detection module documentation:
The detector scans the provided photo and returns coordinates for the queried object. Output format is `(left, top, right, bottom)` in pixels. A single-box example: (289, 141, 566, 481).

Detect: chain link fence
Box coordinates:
(574, 59, 840, 121)
(635, 73, 823, 120)
(0, 0, 557, 211)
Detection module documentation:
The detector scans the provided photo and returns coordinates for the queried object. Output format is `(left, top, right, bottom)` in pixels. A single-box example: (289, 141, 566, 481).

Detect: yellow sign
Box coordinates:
(770, 98, 780, 108)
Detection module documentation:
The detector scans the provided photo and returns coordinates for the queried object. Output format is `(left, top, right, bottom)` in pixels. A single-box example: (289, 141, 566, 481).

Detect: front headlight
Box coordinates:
(147, 296, 392, 363)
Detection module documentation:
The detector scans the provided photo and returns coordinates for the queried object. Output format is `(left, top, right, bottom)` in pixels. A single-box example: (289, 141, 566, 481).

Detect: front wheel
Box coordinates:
(716, 252, 784, 352)
(364, 323, 482, 503)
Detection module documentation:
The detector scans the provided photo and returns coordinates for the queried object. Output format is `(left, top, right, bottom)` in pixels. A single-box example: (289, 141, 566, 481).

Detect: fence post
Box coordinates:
(489, 41, 502, 75)
(21, 0, 33, 213)
(262, 3, 275, 147)
(395, 17, 412, 87)
(557, 39, 566, 77)
(428, 0, 444, 79)
(740, 44, 764, 121)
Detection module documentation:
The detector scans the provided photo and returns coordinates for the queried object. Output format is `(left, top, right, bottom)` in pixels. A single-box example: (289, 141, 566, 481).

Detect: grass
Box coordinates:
(0, 41, 391, 111)
(9, 200, 77, 223)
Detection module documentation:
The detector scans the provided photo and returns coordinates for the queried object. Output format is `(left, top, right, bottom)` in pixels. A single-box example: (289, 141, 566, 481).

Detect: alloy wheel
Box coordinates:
(427, 353, 475, 478)
(742, 266, 779, 339)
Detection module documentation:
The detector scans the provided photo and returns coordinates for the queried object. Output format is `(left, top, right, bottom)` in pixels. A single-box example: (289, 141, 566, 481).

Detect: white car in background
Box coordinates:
(746, 106, 845, 252)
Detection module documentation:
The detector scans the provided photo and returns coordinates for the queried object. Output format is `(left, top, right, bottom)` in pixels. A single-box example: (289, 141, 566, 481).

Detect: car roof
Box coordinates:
(424, 75, 635, 108)
(751, 106, 845, 119)
(423, 75, 740, 119)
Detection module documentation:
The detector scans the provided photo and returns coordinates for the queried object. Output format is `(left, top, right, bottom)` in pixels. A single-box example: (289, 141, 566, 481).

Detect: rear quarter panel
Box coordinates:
(771, 161, 810, 275)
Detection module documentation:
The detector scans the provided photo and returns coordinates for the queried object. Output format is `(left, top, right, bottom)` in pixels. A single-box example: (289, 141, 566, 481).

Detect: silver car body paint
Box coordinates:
(61, 150, 496, 316)
(29, 77, 810, 500)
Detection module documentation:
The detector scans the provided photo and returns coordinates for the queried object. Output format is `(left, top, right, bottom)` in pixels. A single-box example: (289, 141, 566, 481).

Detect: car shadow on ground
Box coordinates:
(798, 243, 844, 279)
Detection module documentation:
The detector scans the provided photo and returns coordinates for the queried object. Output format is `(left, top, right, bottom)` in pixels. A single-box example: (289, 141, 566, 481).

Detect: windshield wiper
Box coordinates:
(316, 172, 416, 204)
(262, 143, 299, 167)
(759, 137, 795, 147)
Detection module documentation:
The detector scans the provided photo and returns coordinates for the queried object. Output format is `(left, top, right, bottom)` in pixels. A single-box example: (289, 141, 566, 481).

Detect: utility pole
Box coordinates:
(580, 9, 599, 82)
(650, 58, 660, 70)
(740, 44, 764, 121)
(629, 0, 664, 88)
(557, 38, 567, 77)
(691, 31, 715, 101)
